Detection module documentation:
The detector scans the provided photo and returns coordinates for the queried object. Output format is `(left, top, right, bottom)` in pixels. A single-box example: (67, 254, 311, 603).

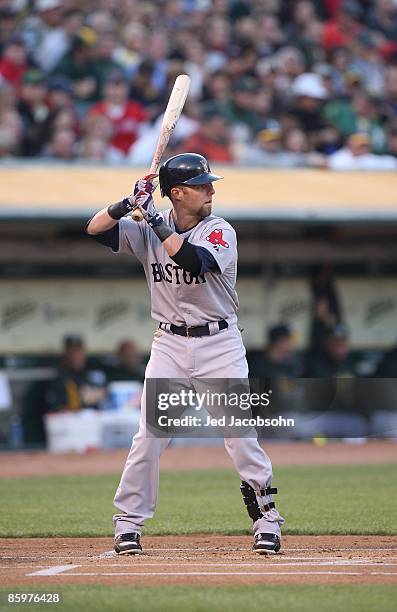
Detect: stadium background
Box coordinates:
(0, 165, 396, 448)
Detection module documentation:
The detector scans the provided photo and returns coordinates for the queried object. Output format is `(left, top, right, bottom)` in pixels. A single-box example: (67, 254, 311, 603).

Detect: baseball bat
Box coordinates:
(131, 74, 191, 221)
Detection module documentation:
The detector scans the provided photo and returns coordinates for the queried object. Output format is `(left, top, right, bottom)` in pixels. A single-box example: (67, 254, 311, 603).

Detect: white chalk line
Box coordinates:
(21, 561, 397, 569)
(3, 558, 392, 571)
(56, 570, 397, 577)
(27, 564, 80, 576)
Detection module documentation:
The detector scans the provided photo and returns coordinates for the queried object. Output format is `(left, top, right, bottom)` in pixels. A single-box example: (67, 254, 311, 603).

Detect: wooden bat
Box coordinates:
(131, 74, 191, 221)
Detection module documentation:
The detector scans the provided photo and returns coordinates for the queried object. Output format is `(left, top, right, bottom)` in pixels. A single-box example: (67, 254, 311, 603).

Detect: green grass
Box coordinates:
(1, 586, 397, 612)
(0, 465, 396, 537)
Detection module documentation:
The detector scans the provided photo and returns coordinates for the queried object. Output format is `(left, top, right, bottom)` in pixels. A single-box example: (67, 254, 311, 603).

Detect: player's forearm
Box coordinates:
(86, 207, 119, 235)
(149, 222, 212, 276)
(163, 233, 184, 257)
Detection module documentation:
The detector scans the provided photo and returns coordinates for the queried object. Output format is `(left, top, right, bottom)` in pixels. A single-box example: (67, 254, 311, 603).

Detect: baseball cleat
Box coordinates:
(114, 532, 142, 555)
(252, 533, 281, 554)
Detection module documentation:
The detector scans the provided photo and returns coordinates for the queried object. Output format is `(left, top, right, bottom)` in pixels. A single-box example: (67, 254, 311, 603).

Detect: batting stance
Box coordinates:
(86, 153, 284, 555)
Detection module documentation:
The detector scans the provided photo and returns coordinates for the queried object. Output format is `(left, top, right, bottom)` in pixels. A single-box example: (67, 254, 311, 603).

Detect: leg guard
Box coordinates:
(240, 481, 278, 522)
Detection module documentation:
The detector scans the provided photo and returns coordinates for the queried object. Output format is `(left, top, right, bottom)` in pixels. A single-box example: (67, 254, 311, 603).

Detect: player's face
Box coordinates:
(180, 183, 215, 218)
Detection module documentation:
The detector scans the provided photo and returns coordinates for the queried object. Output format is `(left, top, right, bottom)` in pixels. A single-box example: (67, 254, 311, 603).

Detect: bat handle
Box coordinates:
(131, 208, 144, 222)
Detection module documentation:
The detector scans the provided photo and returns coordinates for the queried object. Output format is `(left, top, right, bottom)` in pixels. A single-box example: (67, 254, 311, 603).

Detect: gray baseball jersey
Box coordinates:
(117, 210, 238, 327)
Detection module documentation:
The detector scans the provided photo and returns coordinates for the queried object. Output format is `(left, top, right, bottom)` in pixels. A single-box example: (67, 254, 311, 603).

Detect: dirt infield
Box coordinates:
(1, 535, 397, 587)
(1, 440, 395, 479)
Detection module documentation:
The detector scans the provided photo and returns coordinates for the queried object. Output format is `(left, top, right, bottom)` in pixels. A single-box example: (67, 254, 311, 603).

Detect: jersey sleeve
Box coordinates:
(116, 216, 149, 262)
(195, 221, 237, 274)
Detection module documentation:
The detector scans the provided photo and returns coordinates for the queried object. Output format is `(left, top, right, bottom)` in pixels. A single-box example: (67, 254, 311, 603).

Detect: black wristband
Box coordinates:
(151, 222, 174, 242)
(107, 198, 132, 220)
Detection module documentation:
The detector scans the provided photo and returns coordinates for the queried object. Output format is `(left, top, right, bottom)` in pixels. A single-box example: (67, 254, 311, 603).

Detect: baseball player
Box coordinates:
(86, 153, 284, 555)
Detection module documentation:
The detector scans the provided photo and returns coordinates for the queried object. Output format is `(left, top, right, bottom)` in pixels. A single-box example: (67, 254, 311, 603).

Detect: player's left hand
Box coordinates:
(138, 201, 164, 228)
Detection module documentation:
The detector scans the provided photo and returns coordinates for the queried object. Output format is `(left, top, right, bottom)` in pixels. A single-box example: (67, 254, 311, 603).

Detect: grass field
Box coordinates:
(1, 464, 396, 537)
(1, 585, 397, 612)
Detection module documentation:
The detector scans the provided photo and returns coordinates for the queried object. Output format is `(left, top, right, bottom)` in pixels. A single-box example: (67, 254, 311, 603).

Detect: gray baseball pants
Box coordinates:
(113, 325, 284, 537)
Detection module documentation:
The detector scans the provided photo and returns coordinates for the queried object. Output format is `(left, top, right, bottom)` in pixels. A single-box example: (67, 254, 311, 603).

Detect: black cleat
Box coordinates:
(252, 533, 281, 555)
(114, 532, 142, 555)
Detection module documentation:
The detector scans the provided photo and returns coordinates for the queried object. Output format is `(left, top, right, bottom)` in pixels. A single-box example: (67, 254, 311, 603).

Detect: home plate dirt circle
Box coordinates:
(1, 535, 397, 587)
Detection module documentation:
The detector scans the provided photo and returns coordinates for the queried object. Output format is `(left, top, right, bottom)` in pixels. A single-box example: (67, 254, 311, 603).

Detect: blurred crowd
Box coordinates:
(1, 0, 397, 168)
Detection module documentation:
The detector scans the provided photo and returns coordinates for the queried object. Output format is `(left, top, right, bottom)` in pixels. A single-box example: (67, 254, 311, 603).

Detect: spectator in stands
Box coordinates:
(366, 0, 397, 41)
(305, 323, 357, 377)
(86, 10, 116, 37)
(202, 69, 231, 106)
(80, 111, 123, 163)
(33, 4, 84, 74)
(249, 323, 301, 378)
(324, 91, 388, 153)
(91, 33, 124, 92)
(41, 126, 77, 159)
(17, 69, 50, 156)
(141, 30, 170, 93)
(283, 126, 309, 153)
(222, 76, 262, 142)
(47, 76, 74, 112)
(79, 135, 109, 162)
(106, 340, 146, 383)
(53, 31, 99, 113)
(387, 125, 397, 157)
(348, 32, 385, 97)
(21, 0, 67, 73)
(273, 46, 306, 94)
(113, 21, 146, 77)
(288, 72, 340, 153)
(45, 335, 107, 412)
(38, 104, 79, 150)
(328, 131, 397, 169)
(0, 7, 19, 54)
(88, 69, 147, 157)
(238, 123, 310, 167)
(382, 65, 397, 122)
(0, 81, 23, 157)
(128, 60, 164, 119)
(180, 107, 234, 163)
(321, 0, 364, 52)
(0, 36, 30, 89)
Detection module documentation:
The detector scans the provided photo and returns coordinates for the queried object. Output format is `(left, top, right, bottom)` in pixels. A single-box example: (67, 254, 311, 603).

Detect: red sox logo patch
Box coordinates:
(206, 228, 229, 251)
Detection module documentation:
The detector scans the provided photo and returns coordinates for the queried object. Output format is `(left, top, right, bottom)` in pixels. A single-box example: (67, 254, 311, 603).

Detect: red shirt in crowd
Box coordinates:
(181, 132, 234, 163)
(88, 101, 147, 154)
(321, 12, 363, 51)
(0, 57, 28, 89)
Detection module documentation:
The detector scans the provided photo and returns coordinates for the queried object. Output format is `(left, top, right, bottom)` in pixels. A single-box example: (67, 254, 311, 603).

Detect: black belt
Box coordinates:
(159, 320, 228, 337)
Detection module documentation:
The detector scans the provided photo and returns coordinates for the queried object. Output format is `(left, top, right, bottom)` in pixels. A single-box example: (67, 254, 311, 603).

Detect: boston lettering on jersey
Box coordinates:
(151, 262, 206, 285)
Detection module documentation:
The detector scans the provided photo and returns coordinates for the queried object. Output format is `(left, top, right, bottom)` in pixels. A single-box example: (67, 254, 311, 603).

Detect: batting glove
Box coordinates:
(138, 204, 164, 228)
(108, 175, 159, 220)
(133, 173, 159, 197)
